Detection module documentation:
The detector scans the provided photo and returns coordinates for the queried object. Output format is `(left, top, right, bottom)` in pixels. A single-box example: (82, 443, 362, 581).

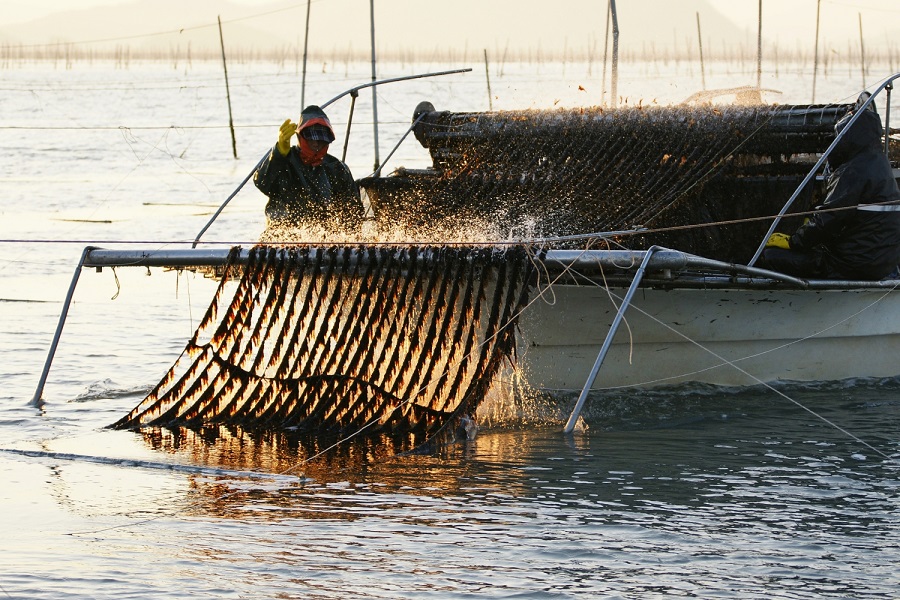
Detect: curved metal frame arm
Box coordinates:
(748, 71, 900, 267)
(318, 68, 471, 110)
(191, 154, 267, 248)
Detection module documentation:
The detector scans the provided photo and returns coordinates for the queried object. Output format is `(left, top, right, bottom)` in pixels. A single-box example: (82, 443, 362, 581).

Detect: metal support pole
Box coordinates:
(563, 247, 660, 434)
(367, 111, 427, 179)
(32, 246, 92, 407)
(342, 91, 358, 164)
(885, 83, 893, 157)
(192, 154, 266, 247)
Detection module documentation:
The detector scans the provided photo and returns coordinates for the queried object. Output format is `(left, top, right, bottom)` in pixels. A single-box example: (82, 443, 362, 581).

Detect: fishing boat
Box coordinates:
(358, 72, 900, 424)
(33, 71, 900, 436)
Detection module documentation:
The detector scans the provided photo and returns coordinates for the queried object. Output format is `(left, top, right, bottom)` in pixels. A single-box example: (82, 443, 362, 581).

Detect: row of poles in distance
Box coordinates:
(214, 0, 874, 161)
(216, 1, 381, 172)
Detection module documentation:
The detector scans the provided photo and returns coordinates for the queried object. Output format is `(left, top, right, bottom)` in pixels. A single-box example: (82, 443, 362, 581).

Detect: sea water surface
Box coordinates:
(1, 58, 899, 598)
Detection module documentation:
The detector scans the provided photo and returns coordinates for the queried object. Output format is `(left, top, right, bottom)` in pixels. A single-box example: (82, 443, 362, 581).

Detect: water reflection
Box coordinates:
(122, 382, 899, 547)
(7, 381, 898, 599)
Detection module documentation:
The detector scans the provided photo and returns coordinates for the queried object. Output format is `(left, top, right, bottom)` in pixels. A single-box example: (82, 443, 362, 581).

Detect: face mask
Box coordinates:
(299, 137, 328, 166)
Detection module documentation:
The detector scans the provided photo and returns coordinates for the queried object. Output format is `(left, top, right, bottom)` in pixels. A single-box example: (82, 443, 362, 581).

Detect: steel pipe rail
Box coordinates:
(80, 247, 711, 269)
(86, 245, 900, 288)
(84, 247, 239, 268)
(81, 246, 806, 286)
(79, 244, 900, 289)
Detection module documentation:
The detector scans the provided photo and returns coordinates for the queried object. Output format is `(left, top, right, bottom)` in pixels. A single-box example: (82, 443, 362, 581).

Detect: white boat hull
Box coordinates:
(517, 284, 900, 390)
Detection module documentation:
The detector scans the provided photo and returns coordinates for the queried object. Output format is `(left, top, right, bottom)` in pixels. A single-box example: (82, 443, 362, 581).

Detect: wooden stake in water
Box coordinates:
(696, 11, 706, 91)
(859, 13, 866, 89)
(483, 49, 493, 111)
(812, 0, 821, 102)
(756, 0, 762, 91)
(601, 0, 611, 105)
(218, 15, 237, 159)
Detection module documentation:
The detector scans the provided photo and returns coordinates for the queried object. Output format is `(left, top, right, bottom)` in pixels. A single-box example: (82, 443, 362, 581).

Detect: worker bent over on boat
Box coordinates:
(761, 100, 900, 280)
(254, 105, 364, 234)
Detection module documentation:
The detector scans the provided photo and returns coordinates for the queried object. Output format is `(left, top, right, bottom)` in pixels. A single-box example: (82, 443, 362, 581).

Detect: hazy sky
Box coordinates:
(6, 0, 899, 25)
(4, 0, 899, 52)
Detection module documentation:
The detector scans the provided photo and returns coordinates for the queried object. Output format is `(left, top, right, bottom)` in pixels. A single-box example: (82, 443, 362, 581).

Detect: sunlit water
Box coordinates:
(1, 59, 899, 598)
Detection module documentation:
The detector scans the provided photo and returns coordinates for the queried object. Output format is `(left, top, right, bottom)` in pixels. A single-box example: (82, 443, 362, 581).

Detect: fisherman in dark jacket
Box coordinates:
(761, 100, 900, 280)
(254, 105, 364, 233)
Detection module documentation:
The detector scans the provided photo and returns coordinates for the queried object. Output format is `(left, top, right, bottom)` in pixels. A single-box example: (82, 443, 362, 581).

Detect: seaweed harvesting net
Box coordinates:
(113, 244, 535, 438)
(363, 101, 864, 261)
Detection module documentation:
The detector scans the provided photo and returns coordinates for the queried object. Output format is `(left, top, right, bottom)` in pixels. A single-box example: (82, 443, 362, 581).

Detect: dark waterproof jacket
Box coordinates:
(254, 146, 363, 232)
(789, 108, 900, 279)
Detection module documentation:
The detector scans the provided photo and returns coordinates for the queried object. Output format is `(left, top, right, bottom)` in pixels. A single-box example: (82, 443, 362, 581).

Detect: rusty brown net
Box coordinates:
(112, 244, 534, 437)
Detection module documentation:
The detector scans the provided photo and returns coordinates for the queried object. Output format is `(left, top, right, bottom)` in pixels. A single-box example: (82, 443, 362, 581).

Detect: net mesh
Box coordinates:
(113, 244, 534, 437)
(363, 102, 862, 262)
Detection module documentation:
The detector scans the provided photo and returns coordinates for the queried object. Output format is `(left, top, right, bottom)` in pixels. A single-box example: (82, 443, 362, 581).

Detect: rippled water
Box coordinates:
(1, 59, 899, 598)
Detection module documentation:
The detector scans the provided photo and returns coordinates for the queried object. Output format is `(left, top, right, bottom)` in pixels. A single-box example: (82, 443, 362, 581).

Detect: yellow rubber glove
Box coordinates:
(765, 232, 791, 250)
(276, 119, 296, 156)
